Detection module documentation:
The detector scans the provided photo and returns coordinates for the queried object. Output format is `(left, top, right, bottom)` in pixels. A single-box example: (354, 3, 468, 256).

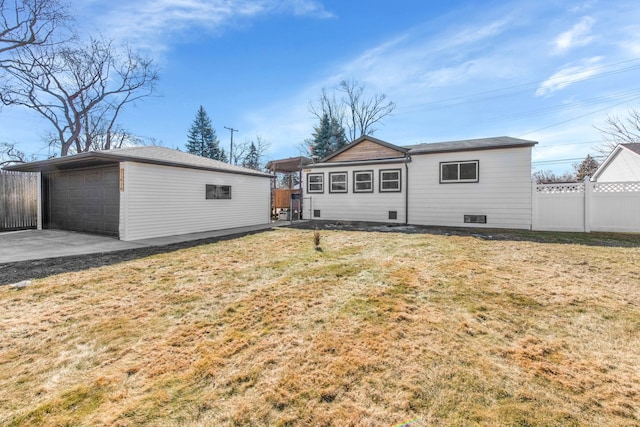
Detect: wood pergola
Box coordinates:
(265, 156, 312, 219)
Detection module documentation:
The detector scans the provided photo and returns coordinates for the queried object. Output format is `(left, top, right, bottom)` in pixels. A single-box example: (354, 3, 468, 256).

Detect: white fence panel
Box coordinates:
(590, 182, 640, 232)
(532, 183, 585, 232)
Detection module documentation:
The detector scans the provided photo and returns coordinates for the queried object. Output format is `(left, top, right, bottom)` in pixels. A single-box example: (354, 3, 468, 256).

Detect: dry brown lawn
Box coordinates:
(1, 227, 639, 426)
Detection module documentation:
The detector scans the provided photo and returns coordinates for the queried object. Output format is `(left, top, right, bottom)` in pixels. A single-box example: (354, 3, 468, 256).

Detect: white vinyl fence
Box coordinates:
(533, 180, 640, 232)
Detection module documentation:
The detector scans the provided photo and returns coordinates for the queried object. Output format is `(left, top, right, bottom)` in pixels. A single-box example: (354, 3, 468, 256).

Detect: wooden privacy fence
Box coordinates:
(533, 180, 640, 232)
(0, 170, 39, 231)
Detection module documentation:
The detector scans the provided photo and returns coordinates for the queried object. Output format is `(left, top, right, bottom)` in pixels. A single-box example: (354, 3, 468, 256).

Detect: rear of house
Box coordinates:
(6, 146, 272, 241)
(302, 136, 537, 230)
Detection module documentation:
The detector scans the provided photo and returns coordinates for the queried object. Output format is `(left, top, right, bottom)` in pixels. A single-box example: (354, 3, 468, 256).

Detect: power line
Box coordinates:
(396, 57, 640, 113)
(517, 95, 640, 137)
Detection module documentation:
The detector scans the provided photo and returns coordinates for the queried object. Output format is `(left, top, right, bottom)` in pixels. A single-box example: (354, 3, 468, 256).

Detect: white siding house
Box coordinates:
(303, 136, 537, 230)
(6, 146, 272, 241)
(591, 143, 640, 182)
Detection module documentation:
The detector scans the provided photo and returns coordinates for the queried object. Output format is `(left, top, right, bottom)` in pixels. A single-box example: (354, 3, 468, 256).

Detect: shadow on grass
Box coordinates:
(288, 220, 640, 248)
(0, 229, 274, 286)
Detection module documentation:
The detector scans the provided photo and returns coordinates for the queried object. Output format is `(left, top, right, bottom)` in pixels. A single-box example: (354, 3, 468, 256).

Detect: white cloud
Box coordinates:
(90, 0, 333, 53)
(535, 57, 602, 97)
(552, 16, 595, 55)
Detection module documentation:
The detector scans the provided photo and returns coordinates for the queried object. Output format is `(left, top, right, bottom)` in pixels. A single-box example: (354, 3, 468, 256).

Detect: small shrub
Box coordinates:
(313, 228, 321, 248)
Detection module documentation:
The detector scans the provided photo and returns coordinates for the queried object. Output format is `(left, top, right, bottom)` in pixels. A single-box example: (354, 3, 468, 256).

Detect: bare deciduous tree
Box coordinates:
(0, 141, 35, 165)
(309, 79, 396, 143)
(0, 0, 68, 57)
(1, 36, 158, 156)
(231, 135, 271, 168)
(594, 108, 640, 155)
(532, 169, 576, 184)
(338, 79, 396, 141)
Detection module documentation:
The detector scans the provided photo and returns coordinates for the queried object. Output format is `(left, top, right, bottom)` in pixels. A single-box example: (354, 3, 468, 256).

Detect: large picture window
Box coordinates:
(353, 170, 373, 193)
(379, 169, 401, 192)
(307, 173, 324, 193)
(329, 172, 348, 193)
(206, 184, 232, 199)
(440, 161, 479, 183)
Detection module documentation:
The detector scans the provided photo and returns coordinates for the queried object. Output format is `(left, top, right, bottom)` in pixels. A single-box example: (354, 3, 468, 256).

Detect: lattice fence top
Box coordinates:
(593, 182, 640, 192)
(536, 183, 584, 193)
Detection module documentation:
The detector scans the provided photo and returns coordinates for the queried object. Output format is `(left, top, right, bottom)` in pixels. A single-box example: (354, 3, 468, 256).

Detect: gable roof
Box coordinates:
(4, 146, 272, 178)
(319, 135, 408, 163)
(591, 143, 640, 181)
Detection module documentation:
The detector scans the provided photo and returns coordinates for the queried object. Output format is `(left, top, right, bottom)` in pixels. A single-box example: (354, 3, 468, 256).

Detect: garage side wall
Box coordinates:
(409, 147, 533, 229)
(120, 162, 270, 241)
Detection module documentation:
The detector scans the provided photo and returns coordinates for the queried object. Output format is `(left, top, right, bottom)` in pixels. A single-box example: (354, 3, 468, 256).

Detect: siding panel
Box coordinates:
(409, 147, 533, 229)
(121, 162, 270, 241)
(303, 163, 407, 223)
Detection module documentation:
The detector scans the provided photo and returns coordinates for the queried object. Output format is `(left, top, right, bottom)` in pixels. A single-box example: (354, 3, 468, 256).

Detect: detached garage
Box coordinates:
(6, 146, 272, 241)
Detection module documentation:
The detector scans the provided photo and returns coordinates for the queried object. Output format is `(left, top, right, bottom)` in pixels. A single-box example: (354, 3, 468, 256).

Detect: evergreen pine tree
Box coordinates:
(310, 113, 332, 159)
(186, 106, 224, 160)
(242, 142, 261, 170)
(309, 114, 348, 159)
(329, 117, 347, 152)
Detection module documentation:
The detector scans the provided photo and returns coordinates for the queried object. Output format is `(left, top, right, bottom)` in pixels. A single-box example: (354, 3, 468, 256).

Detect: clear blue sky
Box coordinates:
(2, 0, 640, 174)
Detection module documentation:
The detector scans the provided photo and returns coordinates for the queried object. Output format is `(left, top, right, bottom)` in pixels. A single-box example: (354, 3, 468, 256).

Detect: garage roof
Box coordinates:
(4, 146, 273, 178)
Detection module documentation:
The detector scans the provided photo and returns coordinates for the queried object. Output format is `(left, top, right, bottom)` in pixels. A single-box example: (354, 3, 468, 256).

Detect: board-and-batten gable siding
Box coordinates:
(330, 140, 405, 162)
(303, 163, 406, 223)
(119, 162, 270, 241)
(595, 149, 640, 182)
(408, 147, 533, 229)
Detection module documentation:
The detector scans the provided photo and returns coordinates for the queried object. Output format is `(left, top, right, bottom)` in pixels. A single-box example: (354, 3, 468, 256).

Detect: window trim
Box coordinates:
(329, 171, 348, 193)
(353, 170, 374, 193)
(205, 184, 232, 199)
(439, 160, 479, 183)
(307, 172, 324, 193)
(379, 168, 402, 192)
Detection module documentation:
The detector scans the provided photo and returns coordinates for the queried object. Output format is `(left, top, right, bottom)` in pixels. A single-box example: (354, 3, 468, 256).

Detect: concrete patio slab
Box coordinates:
(0, 221, 303, 263)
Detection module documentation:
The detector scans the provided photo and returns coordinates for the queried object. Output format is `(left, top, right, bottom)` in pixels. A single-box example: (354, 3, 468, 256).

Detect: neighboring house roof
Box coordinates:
(4, 146, 272, 178)
(621, 143, 640, 155)
(591, 143, 640, 181)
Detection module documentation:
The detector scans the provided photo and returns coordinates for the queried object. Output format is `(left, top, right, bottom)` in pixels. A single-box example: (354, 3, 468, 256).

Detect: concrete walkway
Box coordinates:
(0, 221, 302, 263)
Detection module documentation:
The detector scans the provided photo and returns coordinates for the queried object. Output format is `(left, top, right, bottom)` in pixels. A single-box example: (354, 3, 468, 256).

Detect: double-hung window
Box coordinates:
(379, 169, 401, 192)
(307, 173, 324, 193)
(353, 170, 373, 193)
(440, 161, 479, 183)
(329, 172, 348, 193)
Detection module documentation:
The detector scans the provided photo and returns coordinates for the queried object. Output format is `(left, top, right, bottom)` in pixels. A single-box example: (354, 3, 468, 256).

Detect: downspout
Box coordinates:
(404, 154, 411, 225)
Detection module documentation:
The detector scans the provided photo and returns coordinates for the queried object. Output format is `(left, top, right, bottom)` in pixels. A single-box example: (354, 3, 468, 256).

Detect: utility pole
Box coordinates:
(224, 126, 238, 164)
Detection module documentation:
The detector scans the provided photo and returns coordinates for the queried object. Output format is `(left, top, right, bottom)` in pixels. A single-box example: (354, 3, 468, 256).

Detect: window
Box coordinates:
(379, 169, 401, 192)
(440, 161, 479, 183)
(307, 173, 324, 193)
(329, 172, 348, 193)
(353, 170, 373, 193)
(313, 209, 321, 218)
(206, 184, 231, 199)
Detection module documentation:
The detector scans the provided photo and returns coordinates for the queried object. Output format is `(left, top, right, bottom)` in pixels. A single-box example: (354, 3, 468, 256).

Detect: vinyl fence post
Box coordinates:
(531, 180, 537, 231)
(584, 177, 591, 233)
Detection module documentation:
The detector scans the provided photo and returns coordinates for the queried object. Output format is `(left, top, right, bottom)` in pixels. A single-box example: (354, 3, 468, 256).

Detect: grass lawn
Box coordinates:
(1, 227, 639, 426)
